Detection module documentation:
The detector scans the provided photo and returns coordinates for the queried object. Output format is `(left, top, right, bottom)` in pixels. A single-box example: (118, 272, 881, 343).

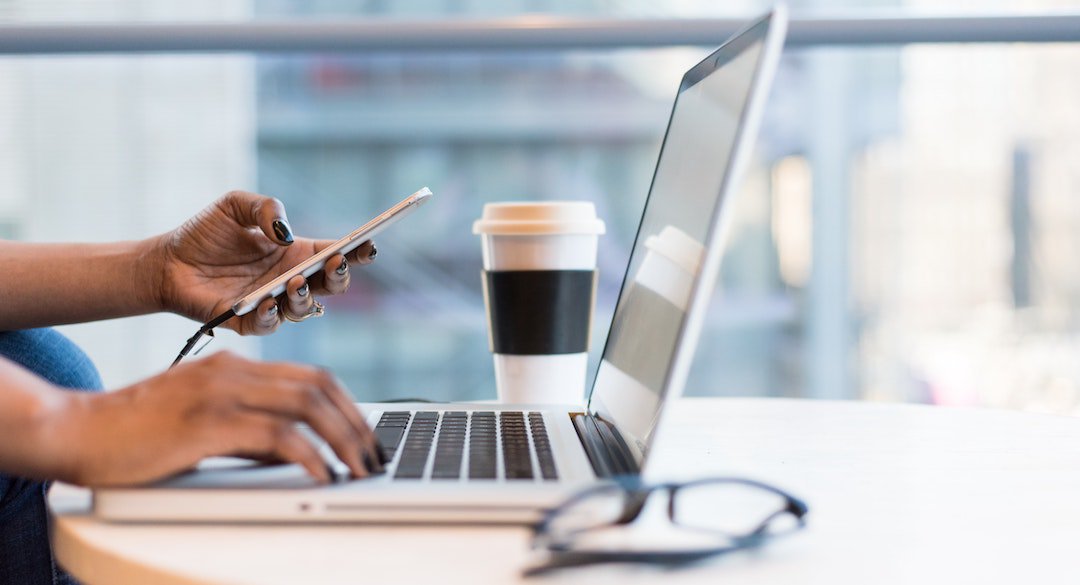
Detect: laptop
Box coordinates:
(94, 7, 788, 524)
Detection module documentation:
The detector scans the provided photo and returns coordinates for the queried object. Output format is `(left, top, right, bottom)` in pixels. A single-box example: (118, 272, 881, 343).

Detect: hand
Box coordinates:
(50, 352, 382, 487)
(154, 190, 377, 335)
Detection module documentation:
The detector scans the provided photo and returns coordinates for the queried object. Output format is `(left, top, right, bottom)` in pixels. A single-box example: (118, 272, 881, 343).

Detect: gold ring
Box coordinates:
(284, 299, 325, 323)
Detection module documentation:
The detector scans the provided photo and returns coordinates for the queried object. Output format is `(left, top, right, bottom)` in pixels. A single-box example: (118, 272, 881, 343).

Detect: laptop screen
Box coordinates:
(587, 12, 783, 463)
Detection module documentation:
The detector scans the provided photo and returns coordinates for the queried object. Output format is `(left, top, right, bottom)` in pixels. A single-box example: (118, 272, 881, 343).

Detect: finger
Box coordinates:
(301, 253, 348, 297)
(284, 275, 314, 320)
(312, 238, 376, 267)
(270, 424, 334, 484)
(226, 413, 331, 484)
(321, 254, 350, 296)
(312, 368, 383, 471)
(220, 190, 294, 246)
(230, 374, 369, 478)
(350, 240, 377, 266)
(250, 363, 381, 474)
(236, 298, 282, 336)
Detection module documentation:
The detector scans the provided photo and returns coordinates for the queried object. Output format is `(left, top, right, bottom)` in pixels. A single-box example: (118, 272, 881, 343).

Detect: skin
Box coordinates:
(0, 190, 381, 486)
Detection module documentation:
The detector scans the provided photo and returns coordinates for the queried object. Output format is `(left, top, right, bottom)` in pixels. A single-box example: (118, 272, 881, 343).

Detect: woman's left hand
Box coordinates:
(154, 190, 377, 335)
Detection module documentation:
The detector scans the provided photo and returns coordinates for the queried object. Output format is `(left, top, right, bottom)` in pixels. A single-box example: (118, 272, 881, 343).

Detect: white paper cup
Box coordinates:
(473, 202, 605, 404)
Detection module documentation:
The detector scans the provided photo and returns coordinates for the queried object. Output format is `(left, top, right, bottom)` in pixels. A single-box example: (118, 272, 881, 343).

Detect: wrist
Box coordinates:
(45, 389, 139, 486)
(135, 233, 171, 314)
(26, 387, 94, 484)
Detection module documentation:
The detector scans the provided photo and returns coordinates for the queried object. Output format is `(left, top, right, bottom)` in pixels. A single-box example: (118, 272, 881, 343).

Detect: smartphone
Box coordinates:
(231, 187, 433, 317)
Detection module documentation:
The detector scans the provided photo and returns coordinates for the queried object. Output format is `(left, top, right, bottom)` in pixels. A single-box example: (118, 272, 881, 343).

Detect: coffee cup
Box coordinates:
(473, 202, 605, 404)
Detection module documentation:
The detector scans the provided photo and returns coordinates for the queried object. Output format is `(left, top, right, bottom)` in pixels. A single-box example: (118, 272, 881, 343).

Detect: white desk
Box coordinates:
(50, 398, 1080, 584)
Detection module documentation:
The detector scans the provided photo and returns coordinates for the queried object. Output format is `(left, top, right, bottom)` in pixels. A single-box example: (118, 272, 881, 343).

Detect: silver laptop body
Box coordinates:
(94, 7, 788, 524)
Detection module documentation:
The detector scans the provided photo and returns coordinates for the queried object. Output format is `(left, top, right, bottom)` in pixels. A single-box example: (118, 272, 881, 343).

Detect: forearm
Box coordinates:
(0, 237, 165, 329)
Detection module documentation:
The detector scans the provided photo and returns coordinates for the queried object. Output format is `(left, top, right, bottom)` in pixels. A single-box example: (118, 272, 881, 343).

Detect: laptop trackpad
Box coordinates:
(152, 458, 321, 490)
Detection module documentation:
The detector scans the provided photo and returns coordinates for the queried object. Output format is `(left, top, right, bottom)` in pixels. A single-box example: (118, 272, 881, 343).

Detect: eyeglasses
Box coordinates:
(526, 476, 808, 576)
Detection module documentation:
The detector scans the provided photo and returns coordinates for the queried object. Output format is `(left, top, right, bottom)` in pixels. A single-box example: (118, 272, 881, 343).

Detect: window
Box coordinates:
(3, 0, 1079, 415)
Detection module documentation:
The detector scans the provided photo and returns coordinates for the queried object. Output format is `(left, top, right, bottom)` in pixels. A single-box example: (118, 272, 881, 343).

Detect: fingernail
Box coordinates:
(266, 304, 278, 317)
(272, 219, 294, 245)
(363, 451, 385, 475)
(368, 246, 378, 259)
(335, 257, 348, 275)
(297, 283, 309, 297)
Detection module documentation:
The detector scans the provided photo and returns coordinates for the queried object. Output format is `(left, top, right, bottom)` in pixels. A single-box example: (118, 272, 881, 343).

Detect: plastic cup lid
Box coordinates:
(473, 201, 606, 236)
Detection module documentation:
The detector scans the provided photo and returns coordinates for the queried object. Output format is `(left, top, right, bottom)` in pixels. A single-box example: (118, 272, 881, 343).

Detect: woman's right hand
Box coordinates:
(50, 351, 381, 487)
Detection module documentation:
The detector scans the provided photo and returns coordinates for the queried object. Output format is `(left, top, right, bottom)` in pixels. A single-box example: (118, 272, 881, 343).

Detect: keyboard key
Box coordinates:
(468, 412, 498, 479)
(528, 413, 558, 480)
(500, 412, 534, 480)
(373, 426, 405, 459)
(394, 413, 436, 480)
(389, 410, 559, 482)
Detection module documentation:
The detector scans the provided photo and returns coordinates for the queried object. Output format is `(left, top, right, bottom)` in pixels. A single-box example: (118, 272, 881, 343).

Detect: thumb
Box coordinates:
(222, 190, 294, 246)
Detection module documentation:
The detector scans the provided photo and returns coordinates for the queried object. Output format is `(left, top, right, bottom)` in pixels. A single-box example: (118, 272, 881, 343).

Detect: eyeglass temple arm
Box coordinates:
(524, 548, 725, 577)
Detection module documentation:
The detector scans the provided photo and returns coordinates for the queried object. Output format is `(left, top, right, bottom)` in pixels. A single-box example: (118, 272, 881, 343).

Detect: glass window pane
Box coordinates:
(3, 3, 1079, 416)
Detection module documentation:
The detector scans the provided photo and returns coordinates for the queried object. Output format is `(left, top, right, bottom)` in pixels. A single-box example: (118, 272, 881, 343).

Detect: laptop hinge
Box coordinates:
(571, 414, 640, 478)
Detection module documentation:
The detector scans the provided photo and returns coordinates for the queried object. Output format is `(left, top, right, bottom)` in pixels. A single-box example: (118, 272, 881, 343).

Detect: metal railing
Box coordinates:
(0, 13, 1078, 54)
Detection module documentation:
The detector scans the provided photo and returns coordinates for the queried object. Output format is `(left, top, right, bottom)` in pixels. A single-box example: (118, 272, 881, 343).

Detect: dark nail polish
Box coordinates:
(368, 246, 378, 259)
(335, 258, 348, 275)
(364, 450, 385, 474)
(297, 283, 309, 297)
(272, 219, 294, 245)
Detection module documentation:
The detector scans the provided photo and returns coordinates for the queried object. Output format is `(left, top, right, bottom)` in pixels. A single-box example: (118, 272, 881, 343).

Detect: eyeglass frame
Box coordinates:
(526, 475, 809, 575)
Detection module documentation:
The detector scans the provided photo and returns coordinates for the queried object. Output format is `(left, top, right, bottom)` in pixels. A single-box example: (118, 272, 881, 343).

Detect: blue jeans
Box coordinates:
(0, 329, 102, 585)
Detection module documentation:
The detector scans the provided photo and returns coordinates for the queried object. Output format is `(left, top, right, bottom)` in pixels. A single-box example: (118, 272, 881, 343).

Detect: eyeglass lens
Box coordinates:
(671, 481, 799, 535)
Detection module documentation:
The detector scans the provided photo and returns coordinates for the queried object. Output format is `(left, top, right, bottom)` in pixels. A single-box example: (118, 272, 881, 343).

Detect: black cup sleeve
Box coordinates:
(483, 270, 595, 355)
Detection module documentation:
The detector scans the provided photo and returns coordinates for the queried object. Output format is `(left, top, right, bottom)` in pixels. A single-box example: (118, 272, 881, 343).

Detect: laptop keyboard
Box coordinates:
(374, 411, 558, 481)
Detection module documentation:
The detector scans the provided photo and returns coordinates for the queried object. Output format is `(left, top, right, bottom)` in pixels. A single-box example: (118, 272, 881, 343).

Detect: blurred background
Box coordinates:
(2, 0, 1079, 414)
